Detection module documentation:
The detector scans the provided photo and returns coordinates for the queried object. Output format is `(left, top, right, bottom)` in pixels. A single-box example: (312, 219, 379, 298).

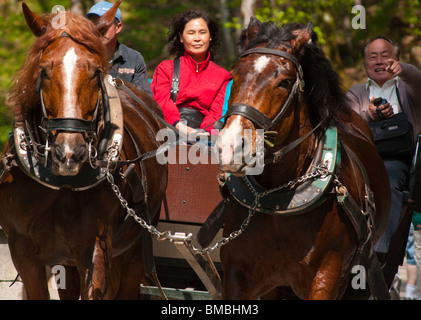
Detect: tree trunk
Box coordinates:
(70, 0, 83, 15)
(241, 0, 256, 28)
(220, 0, 236, 63)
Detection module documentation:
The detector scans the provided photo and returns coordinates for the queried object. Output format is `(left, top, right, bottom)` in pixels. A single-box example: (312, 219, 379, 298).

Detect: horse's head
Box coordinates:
(218, 18, 312, 177)
(21, 1, 121, 176)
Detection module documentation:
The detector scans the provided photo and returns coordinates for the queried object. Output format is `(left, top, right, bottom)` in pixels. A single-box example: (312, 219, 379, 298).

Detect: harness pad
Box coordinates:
(225, 127, 340, 215)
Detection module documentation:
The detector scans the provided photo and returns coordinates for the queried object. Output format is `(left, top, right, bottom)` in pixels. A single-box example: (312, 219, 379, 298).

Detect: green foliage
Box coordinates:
(1, 0, 421, 151)
(0, 2, 35, 150)
(254, 0, 329, 45)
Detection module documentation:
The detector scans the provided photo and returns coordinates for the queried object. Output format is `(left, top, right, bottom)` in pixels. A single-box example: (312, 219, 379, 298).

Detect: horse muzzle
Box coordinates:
(217, 120, 264, 176)
(51, 132, 89, 176)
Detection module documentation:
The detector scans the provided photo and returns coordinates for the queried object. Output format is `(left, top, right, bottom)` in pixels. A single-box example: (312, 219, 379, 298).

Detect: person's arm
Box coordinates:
(346, 85, 373, 122)
(398, 62, 421, 101)
(151, 61, 181, 126)
(347, 86, 395, 122)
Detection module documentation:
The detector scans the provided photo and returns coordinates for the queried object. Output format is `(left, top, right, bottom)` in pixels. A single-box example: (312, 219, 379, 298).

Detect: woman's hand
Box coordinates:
(175, 121, 197, 136)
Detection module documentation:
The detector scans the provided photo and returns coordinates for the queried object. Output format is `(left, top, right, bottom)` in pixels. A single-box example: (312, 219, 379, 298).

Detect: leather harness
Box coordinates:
(7, 73, 123, 191)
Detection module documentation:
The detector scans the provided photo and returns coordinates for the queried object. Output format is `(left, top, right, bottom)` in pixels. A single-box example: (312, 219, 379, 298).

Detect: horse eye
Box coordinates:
(40, 68, 50, 80)
(277, 79, 291, 88)
(92, 69, 101, 79)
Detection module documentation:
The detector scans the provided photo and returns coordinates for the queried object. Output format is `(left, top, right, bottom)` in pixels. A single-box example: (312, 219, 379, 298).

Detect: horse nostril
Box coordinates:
(52, 144, 87, 164)
(53, 144, 66, 162)
(73, 144, 87, 162)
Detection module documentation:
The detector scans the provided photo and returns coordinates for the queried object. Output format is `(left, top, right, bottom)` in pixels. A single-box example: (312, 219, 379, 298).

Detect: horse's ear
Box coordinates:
(246, 17, 262, 40)
(292, 21, 313, 53)
(238, 17, 262, 55)
(22, 2, 49, 37)
(95, 0, 123, 36)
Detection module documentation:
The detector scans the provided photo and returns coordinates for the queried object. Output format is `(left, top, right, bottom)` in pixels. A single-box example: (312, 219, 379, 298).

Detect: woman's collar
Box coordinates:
(183, 51, 210, 72)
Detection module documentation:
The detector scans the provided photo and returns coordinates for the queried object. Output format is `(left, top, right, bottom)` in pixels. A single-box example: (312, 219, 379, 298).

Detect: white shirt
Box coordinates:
(366, 77, 401, 114)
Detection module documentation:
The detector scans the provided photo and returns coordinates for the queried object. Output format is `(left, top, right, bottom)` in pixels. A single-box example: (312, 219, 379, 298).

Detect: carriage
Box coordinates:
(0, 2, 416, 300)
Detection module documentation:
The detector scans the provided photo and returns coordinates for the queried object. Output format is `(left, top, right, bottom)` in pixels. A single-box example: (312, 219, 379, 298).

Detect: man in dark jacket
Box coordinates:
(87, 1, 152, 96)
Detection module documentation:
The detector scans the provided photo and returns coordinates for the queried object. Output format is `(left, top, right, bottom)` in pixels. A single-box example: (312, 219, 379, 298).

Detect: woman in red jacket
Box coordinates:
(151, 9, 232, 136)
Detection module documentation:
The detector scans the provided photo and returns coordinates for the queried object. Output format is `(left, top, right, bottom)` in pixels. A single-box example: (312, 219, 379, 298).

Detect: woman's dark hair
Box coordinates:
(167, 8, 220, 60)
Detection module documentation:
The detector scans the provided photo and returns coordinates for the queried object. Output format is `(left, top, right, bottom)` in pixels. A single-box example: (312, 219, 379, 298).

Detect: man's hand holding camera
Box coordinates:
(368, 59, 402, 121)
(369, 97, 394, 120)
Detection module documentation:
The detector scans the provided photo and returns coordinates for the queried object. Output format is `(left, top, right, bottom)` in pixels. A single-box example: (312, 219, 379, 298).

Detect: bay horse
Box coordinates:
(217, 18, 391, 299)
(0, 1, 167, 299)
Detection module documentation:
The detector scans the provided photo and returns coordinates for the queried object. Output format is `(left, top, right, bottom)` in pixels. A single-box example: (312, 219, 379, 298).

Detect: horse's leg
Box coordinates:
(222, 266, 259, 300)
(8, 236, 49, 299)
(113, 239, 144, 299)
(308, 251, 343, 300)
(81, 228, 112, 300)
(57, 266, 80, 300)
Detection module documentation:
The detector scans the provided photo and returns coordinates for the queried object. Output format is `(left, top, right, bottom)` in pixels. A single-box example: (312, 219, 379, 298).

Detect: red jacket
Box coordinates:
(151, 52, 231, 132)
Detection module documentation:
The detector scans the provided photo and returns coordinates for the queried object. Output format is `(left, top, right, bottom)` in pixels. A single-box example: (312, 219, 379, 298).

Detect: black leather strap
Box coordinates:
(241, 48, 302, 77)
(265, 121, 322, 164)
(43, 117, 96, 133)
(170, 57, 180, 103)
(225, 103, 272, 130)
(179, 107, 204, 129)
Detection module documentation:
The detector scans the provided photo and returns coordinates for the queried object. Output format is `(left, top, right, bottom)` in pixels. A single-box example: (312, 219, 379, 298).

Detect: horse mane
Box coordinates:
(8, 12, 109, 112)
(237, 21, 351, 132)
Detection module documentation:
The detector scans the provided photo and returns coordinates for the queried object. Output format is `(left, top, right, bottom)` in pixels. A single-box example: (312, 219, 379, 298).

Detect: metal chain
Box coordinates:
(104, 159, 333, 256)
(104, 165, 260, 255)
(105, 170, 167, 240)
(244, 162, 332, 199)
(190, 197, 260, 255)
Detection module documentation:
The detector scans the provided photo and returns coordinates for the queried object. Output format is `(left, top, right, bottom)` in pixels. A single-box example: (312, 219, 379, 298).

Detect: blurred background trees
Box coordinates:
(1, 0, 420, 149)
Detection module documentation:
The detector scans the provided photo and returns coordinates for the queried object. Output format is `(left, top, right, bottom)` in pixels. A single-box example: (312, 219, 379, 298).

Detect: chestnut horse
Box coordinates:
(0, 2, 167, 299)
(217, 18, 391, 299)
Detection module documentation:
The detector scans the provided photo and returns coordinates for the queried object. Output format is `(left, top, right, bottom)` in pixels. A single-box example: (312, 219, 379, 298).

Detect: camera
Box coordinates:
(373, 97, 388, 107)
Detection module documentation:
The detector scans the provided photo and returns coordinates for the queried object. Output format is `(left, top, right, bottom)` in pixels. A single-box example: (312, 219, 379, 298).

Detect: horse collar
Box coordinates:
(225, 127, 340, 215)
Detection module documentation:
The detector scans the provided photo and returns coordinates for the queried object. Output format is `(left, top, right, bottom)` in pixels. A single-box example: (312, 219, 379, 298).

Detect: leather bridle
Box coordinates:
(223, 47, 320, 165)
(35, 69, 101, 136)
(224, 48, 305, 131)
(31, 33, 111, 165)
